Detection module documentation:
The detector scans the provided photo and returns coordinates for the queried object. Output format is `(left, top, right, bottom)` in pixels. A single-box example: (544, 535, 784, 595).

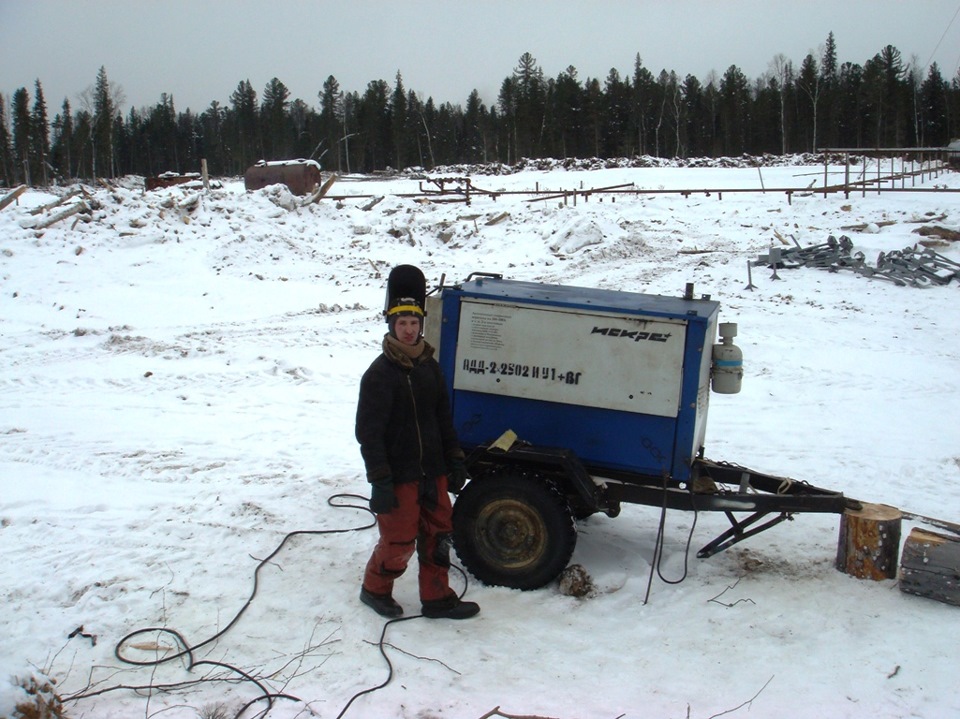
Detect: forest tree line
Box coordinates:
(2, 33, 959, 187)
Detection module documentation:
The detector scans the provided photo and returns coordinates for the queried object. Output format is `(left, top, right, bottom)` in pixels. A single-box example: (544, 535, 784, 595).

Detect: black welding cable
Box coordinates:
(113, 493, 376, 668)
(333, 614, 419, 719)
(656, 501, 698, 586)
(70, 493, 377, 718)
(335, 558, 472, 718)
(643, 478, 699, 604)
(78, 491, 472, 719)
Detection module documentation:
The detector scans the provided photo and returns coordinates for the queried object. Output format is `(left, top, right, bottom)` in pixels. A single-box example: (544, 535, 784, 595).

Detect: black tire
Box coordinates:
(452, 471, 577, 590)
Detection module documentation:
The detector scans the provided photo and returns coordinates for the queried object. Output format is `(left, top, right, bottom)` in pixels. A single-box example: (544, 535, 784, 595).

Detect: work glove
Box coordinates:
(369, 477, 396, 514)
(447, 459, 469, 494)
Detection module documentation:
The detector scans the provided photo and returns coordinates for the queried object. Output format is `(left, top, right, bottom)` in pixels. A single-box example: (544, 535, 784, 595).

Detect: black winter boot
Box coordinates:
(421, 595, 480, 620)
(360, 587, 403, 618)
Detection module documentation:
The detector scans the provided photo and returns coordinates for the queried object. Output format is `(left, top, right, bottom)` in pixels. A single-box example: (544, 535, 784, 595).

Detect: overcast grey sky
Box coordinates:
(2, 0, 959, 115)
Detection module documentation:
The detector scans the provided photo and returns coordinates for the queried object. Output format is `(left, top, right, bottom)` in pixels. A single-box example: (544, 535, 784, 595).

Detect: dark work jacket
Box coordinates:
(355, 336, 463, 485)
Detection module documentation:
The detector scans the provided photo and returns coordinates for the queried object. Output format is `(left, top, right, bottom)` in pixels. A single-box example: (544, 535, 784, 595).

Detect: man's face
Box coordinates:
(394, 315, 422, 346)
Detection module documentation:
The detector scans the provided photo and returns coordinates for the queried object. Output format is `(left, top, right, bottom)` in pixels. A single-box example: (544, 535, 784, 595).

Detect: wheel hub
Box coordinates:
(476, 499, 547, 569)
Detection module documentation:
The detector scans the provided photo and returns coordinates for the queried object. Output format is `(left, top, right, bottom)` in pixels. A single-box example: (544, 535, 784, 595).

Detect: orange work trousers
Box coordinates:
(362, 476, 456, 603)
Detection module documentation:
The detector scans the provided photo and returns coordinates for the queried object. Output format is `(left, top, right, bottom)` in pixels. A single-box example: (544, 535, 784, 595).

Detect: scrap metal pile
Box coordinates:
(754, 235, 960, 287)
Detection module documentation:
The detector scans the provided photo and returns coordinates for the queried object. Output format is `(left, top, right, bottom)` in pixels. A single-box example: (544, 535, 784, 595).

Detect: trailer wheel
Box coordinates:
(452, 473, 577, 590)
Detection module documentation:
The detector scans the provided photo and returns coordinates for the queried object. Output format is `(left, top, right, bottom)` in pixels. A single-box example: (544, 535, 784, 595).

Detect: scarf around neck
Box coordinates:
(383, 334, 430, 368)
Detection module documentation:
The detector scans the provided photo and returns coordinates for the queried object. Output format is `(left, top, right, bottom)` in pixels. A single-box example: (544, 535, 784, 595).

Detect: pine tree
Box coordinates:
(604, 68, 633, 157)
(342, 91, 359, 173)
(50, 98, 73, 180)
(631, 55, 656, 157)
(511, 53, 546, 158)
(230, 79, 260, 169)
(681, 74, 707, 158)
(463, 89, 487, 162)
(145, 93, 178, 174)
(879, 45, 908, 146)
(583, 77, 604, 157)
(821, 32, 838, 81)
(261, 77, 291, 159)
(92, 66, 117, 179)
(0, 95, 12, 185)
(12, 87, 31, 184)
(356, 79, 390, 172)
(819, 32, 840, 148)
(318, 75, 342, 172)
(918, 63, 949, 145)
(176, 108, 200, 172)
(122, 106, 145, 176)
(200, 100, 226, 175)
(431, 100, 460, 166)
(497, 75, 518, 163)
(112, 111, 130, 175)
(30, 80, 49, 185)
(551, 66, 583, 158)
(838, 61, 865, 147)
(859, 45, 908, 147)
(390, 72, 407, 169)
(752, 73, 782, 154)
(718, 65, 750, 155)
(797, 53, 822, 152)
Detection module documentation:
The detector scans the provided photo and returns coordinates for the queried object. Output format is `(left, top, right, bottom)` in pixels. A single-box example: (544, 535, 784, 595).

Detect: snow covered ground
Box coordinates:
(1, 158, 959, 719)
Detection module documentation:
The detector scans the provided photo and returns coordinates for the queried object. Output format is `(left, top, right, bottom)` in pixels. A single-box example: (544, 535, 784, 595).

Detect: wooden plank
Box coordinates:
(900, 527, 960, 607)
(300, 174, 338, 205)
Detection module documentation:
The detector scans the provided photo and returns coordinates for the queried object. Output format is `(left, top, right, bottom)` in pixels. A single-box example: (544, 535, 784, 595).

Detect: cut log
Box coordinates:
(836, 502, 902, 580)
(29, 188, 82, 215)
(31, 201, 88, 230)
(900, 527, 960, 607)
(0, 185, 27, 211)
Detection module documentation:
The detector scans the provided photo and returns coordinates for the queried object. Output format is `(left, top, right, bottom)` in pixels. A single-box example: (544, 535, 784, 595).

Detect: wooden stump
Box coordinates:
(900, 527, 960, 607)
(836, 502, 902, 580)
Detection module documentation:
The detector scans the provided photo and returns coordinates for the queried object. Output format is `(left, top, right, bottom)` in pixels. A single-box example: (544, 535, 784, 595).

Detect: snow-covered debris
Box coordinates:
(1, 161, 959, 719)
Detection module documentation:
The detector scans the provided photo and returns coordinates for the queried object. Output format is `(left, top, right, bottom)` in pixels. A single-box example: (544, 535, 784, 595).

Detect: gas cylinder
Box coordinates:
(711, 322, 743, 394)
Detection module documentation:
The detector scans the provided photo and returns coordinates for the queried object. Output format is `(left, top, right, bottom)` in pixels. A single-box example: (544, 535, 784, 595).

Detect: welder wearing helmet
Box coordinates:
(355, 265, 479, 620)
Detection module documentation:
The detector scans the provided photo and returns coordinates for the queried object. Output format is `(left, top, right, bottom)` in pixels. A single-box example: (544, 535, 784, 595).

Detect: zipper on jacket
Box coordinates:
(406, 374, 425, 472)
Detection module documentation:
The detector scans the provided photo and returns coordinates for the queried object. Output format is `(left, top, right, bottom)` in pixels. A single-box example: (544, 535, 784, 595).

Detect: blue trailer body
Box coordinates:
(430, 277, 721, 483)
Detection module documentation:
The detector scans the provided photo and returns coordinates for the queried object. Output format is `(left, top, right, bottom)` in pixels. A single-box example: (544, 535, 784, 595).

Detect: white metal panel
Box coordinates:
(692, 315, 718, 451)
(453, 299, 686, 416)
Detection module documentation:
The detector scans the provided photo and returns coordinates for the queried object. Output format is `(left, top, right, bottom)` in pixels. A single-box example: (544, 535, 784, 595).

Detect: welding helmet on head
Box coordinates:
(384, 264, 426, 332)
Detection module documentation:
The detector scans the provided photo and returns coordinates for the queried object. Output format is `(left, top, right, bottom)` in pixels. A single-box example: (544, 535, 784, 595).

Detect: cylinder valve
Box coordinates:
(711, 322, 743, 394)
